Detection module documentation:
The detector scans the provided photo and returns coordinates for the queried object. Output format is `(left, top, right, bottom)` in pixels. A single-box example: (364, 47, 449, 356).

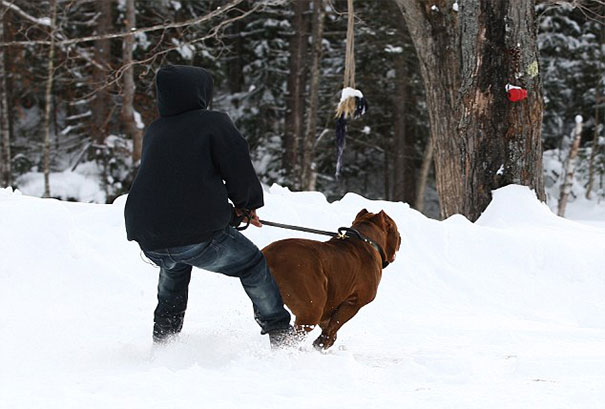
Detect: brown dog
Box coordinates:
(262, 209, 401, 350)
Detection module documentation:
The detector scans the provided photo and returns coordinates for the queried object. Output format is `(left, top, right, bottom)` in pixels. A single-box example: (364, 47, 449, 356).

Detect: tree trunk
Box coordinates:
(121, 0, 142, 165)
(91, 0, 112, 145)
(395, 0, 545, 221)
(227, 19, 244, 94)
(300, 0, 324, 191)
(415, 139, 434, 213)
(284, 0, 310, 186)
(0, 14, 11, 188)
(391, 40, 417, 205)
(558, 116, 583, 217)
(585, 92, 601, 200)
(43, 0, 57, 198)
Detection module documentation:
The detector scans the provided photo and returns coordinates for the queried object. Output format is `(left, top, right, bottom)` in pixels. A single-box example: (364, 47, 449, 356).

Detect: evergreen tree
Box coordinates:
(538, 3, 602, 149)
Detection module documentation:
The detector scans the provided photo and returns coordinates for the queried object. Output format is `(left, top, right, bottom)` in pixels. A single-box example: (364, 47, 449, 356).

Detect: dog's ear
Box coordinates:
(355, 209, 369, 220)
(375, 210, 389, 229)
(380, 211, 401, 263)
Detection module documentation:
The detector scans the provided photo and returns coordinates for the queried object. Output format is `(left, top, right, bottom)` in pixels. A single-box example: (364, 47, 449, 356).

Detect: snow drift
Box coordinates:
(1, 184, 604, 409)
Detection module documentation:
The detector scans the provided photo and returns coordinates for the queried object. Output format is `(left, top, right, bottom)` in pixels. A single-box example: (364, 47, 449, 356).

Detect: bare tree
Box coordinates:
(395, 0, 545, 221)
(585, 93, 602, 200)
(43, 0, 57, 198)
(300, 0, 325, 191)
(0, 12, 10, 188)
(226, 21, 244, 94)
(91, 0, 112, 145)
(558, 115, 583, 216)
(284, 0, 310, 186)
(0, 0, 266, 180)
(121, 0, 142, 165)
(415, 141, 434, 213)
(391, 18, 417, 205)
(0, 0, 249, 48)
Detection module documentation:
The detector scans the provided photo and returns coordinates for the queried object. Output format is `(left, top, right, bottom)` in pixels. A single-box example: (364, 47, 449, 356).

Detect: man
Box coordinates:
(124, 65, 292, 348)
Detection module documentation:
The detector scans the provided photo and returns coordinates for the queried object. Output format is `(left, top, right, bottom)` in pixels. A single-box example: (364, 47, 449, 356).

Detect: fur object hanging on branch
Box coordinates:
(336, 87, 367, 119)
(335, 88, 367, 177)
(334, 0, 367, 179)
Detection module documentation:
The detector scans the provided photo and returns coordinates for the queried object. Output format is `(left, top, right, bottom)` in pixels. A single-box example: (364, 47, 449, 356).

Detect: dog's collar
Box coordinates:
(337, 227, 389, 269)
(365, 238, 390, 269)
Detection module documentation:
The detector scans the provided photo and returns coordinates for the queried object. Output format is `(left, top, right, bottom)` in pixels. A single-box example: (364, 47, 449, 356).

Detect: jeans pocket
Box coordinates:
(142, 251, 166, 268)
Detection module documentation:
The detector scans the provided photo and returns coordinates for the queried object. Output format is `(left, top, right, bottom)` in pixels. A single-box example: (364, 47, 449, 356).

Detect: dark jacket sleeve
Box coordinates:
(211, 113, 264, 210)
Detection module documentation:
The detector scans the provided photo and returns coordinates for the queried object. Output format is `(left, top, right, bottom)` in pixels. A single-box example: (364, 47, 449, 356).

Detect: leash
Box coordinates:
(255, 218, 389, 269)
(258, 219, 341, 238)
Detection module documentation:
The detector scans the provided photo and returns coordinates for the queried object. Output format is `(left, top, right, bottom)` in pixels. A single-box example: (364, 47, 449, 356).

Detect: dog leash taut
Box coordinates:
(235, 210, 340, 238)
(258, 219, 341, 238)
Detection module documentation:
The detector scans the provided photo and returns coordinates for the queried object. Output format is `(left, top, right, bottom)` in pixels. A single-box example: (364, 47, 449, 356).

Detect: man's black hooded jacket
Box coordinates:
(124, 65, 264, 250)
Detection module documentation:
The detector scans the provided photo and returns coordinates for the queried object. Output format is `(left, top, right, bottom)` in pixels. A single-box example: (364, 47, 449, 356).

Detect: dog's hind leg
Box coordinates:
(313, 298, 363, 350)
(293, 305, 323, 339)
(287, 277, 328, 341)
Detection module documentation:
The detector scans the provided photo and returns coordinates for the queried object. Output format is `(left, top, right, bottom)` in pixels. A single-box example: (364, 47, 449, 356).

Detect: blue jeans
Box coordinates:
(142, 226, 291, 338)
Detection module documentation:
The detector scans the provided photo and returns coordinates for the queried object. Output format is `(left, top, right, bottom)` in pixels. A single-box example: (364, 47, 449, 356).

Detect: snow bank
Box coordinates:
(1, 185, 604, 409)
(16, 165, 105, 203)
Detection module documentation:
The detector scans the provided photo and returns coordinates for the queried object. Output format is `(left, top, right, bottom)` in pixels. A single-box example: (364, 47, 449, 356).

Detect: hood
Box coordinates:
(156, 65, 213, 117)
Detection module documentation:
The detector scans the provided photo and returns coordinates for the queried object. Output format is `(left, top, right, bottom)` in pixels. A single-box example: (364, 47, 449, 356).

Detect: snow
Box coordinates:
(60, 124, 77, 135)
(16, 167, 105, 203)
(542, 148, 605, 223)
(505, 83, 522, 91)
(171, 38, 195, 60)
(339, 87, 364, 103)
(1, 184, 605, 409)
(384, 44, 403, 54)
(453, 2, 459, 12)
(134, 110, 145, 129)
(134, 32, 151, 51)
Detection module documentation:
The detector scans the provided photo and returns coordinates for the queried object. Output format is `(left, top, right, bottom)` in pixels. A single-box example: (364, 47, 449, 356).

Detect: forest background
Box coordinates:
(0, 0, 602, 220)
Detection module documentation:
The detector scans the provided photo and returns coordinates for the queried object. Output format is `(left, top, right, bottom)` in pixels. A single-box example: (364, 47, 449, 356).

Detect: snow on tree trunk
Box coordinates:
(396, 0, 545, 221)
(43, 0, 57, 198)
(558, 115, 583, 217)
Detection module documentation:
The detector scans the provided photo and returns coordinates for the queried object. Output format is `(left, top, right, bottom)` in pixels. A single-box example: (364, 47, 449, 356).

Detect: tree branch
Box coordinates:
(1, 0, 105, 69)
(1, 0, 51, 26)
(0, 0, 247, 47)
(79, 0, 266, 100)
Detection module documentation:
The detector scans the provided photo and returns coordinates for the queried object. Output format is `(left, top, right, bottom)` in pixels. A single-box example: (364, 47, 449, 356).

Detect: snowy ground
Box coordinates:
(1, 184, 605, 409)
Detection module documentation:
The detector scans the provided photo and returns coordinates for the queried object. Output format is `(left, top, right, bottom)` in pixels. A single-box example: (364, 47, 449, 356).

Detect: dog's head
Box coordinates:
(353, 209, 401, 263)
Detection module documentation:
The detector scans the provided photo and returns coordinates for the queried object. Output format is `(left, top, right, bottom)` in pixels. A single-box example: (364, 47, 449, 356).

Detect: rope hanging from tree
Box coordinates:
(335, 0, 367, 179)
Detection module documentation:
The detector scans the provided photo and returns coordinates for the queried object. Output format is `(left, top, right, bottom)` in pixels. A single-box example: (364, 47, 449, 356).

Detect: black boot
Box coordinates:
(268, 326, 299, 350)
(153, 313, 185, 343)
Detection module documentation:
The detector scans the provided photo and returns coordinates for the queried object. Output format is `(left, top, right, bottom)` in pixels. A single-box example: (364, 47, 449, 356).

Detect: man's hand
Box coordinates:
(235, 208, 262, 228)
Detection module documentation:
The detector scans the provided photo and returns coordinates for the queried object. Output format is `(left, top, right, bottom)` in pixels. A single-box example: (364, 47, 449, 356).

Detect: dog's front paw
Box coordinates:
(313, 334, 335, 350)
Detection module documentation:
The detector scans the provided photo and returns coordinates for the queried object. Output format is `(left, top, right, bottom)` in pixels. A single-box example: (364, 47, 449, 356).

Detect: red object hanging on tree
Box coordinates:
(505, 84, 527, 102)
